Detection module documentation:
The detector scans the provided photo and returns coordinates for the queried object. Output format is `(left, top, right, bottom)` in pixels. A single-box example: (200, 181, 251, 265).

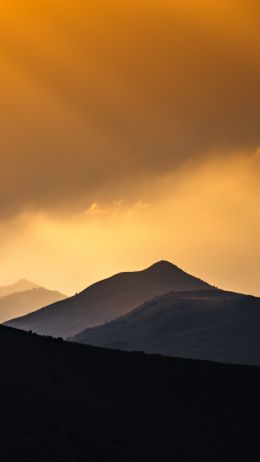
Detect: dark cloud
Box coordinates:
(0, 0, 260, 217)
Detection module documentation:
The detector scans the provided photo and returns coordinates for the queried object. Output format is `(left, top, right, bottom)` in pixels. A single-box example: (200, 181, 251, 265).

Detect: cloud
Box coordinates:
(0, 0, 259, 219)
(0, 150, 259, 296)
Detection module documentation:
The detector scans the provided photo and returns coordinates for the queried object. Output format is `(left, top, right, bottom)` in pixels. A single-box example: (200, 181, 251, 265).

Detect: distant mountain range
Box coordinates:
(0, 287, 67, 324)
(0, 278, 40, 298)
(71, 289, 260, 366)
(5, 261, 212, 338)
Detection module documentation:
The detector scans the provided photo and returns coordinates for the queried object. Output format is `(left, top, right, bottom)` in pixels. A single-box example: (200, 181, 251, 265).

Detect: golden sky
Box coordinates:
(0, 1, 259, 295)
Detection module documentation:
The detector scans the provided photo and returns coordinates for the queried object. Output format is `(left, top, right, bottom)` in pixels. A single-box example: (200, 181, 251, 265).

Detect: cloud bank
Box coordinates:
(0, 0, 259, 217)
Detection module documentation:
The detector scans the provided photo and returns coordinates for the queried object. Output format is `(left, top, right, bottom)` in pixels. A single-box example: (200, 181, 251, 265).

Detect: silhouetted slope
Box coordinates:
(0, 279, 40, 298)
(5, 261, 212, 338)
(1, 325, 260, 461)
(0, 288, 67, 324)
(72, 289, 260, 366)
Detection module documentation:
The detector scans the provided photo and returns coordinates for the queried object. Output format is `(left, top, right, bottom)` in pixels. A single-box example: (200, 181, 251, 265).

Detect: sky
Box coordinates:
(0, 0, 259, 295)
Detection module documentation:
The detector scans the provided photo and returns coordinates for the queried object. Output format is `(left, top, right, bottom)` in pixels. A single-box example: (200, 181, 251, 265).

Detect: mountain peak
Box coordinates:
(17, 278, 38, 285)
(146, 260, 181, 272)
(150, 260, 176, 267)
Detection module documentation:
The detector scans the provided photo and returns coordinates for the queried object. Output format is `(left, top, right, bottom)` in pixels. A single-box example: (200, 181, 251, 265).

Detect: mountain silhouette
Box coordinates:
(5, 261, 212, 338)
(0, 278, 40, 298)
(0, 287, 67, 324)
(71, 289, 260, 366)
(1, 324, 260, 461)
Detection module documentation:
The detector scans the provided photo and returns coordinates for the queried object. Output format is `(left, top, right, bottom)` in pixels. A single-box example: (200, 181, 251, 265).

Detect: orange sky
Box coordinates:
(0, 1, 259, 295)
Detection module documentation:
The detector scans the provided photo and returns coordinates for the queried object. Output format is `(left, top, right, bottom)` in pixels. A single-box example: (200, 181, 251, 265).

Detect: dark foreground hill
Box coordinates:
(0, 288, 67, 324)
(1, 325, 260, 461)
(5, 261, 212, 338)
(71, 289, 260, 366)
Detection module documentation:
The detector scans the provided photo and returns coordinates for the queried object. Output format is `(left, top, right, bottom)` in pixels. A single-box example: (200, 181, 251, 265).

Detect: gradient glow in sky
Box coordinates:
(0, 1, 259, 295)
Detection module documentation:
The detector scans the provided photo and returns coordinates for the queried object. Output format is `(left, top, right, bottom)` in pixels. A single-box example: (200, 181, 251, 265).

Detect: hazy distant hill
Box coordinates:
(5, 261, 212, 338)
(71, 289, 260, 366)
(1, 324, 260, 461)
(0, 288, 67, 324)
(0, 279, 40, 298)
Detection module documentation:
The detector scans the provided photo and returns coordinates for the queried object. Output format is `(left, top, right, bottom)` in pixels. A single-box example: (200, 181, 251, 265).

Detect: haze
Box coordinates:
(0, 1, 259, 295)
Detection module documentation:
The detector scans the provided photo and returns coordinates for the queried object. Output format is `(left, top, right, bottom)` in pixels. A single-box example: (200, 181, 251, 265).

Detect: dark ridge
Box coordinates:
(71, 289, 260, 366)
(1, 324, 260, 461)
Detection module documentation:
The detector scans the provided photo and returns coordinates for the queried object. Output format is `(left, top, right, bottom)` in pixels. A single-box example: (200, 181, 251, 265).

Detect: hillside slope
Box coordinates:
(71, 289, 260, 366)
(0, 325, 260, 461)
(5, 261, 212, 338)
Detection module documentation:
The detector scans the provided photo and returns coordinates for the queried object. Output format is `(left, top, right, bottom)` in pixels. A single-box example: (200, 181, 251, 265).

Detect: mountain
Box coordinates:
(1, 325, 260, 461)
(5, 261, 212, 338)
(0, 287, 67, 324)
(71, 289, 260, 366)
(0, 278, 40, 298)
